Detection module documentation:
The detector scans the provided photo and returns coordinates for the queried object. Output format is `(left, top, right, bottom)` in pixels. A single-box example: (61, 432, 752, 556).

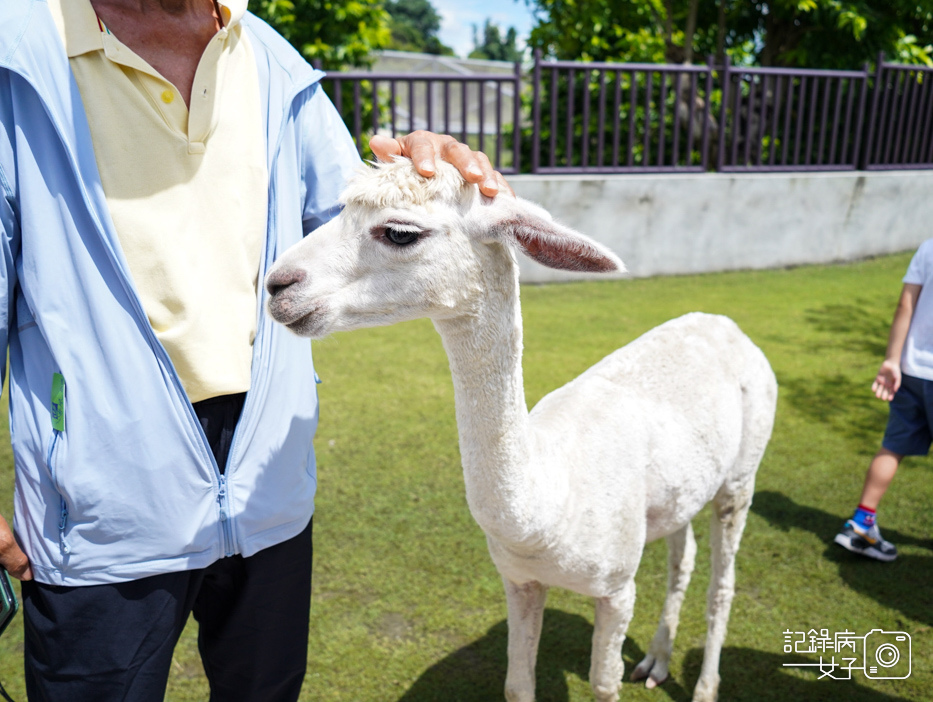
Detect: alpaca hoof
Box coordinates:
(631, 655, 668, 688)
(630, 655, 655, 681)
(645, 672, 668, 689)
(592, 685, 620, 702)
(692, 675, 719, 702)
(504, 682, 535, 702)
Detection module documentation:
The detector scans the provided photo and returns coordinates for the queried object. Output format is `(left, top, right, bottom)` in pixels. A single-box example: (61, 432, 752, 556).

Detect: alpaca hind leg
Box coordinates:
(693, 484, 754, 702)
(589, 579, 636, 702)
(503, 579, 548, 702)
(631, 522, 697, 688)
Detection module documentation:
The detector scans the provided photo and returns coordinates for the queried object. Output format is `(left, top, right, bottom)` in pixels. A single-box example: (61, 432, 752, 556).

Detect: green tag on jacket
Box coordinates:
(51, 372, 65, 432)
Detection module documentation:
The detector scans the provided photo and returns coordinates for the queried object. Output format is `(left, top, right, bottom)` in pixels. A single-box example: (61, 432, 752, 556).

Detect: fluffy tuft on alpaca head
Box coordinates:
(340, 157, 475, 210)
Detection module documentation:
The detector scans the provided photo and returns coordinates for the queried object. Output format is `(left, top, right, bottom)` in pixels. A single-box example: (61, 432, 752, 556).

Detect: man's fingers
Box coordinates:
(0, 513, 32, 581)
(439, 139, 482, 182)
(496, 171, 515, 197)
(471, 150, 500, 196)
(406, 139, 441, 176)
(375, 131, 513, 197)
(369, 134, 402, 162)
(390, 131, 448, 175)
(439, 141, 507, 196)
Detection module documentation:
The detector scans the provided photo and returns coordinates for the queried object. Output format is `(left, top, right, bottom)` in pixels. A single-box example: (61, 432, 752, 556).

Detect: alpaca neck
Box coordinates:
(433, 257, 559, 548)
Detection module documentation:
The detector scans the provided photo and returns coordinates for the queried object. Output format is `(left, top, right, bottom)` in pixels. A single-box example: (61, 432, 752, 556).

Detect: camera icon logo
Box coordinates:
(863, 629, 911, 679)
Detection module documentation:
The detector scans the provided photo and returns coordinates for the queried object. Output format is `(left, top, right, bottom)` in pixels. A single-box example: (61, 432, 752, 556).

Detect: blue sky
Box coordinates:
(430, 0, 538, 58)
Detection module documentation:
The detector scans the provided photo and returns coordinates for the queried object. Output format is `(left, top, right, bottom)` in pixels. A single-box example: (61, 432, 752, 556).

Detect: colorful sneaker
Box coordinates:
(834, 520, 897, 562)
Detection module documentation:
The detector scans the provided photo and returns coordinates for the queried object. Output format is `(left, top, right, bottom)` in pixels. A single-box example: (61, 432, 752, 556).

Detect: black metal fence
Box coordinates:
(321, 52, 933, 175)
(715, 60, 870, 172)
(865, 61, 933, 170)
(322, 66, 522, 173)
(530, 58, 715, 173)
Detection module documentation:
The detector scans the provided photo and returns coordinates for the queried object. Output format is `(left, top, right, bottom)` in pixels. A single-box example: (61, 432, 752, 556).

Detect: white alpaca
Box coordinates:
(265, 160, 778, 702)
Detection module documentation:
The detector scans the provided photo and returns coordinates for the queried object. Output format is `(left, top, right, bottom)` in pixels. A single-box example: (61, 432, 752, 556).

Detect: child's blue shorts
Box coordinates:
(882, 373, 933, 456)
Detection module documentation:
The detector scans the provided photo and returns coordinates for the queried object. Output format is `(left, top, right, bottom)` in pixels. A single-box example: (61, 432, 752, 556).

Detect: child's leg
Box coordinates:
(835, 376, 920, 561)
(834, 447, 902, 561)
(857, 447, 903, 511)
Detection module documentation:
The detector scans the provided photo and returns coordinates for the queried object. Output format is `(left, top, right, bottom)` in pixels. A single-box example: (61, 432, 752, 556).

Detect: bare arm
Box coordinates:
(873, 283, 921, 401)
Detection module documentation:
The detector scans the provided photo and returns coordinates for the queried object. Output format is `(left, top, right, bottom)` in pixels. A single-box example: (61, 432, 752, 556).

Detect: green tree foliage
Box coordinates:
(469, 19, 523, 62)
(730, 0, 933, 68)
(249, 0, 394, 161)
(385, 0, 455, 55)
(525, 0, 706, 64)
(524, 0, 933, 68)
(248, 0, 392, 68)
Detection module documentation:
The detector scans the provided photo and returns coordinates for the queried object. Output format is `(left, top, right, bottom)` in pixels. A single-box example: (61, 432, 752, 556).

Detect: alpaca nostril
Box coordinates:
(265, 267, 306, 297)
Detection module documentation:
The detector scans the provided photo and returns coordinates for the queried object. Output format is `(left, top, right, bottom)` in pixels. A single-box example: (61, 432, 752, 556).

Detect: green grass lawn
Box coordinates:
(1, 251, 931, 701)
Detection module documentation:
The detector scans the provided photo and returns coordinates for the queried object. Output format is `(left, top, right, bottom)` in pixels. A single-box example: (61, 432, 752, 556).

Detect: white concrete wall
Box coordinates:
(508, 170, 933, 282)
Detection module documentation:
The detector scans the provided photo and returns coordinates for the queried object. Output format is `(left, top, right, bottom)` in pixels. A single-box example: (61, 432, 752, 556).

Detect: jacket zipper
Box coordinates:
(216, 474, 234, 557)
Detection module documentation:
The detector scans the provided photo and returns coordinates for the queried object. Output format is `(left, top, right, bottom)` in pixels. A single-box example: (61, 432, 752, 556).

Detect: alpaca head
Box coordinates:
(265, 159, 624, 339)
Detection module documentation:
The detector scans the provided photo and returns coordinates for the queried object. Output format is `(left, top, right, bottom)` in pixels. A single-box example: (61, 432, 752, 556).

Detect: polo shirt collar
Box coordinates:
(55, 0, 104, 58)
(54, 0, 248, 59)
(218, 1, 247, 27)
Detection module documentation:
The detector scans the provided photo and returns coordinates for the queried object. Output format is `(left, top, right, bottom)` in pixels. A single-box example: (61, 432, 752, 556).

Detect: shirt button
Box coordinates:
(161, 90, 175, 104)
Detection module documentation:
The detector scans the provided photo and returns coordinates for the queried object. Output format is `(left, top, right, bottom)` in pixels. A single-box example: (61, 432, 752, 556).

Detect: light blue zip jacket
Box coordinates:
(0, 0, 360, 585)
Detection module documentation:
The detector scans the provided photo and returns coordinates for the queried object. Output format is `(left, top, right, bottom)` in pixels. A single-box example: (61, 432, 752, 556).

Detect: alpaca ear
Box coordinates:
(482, 197, 625, 273)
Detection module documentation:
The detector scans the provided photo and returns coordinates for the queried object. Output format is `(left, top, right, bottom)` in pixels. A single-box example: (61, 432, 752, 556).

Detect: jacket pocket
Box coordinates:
(46, 428, 70, 556)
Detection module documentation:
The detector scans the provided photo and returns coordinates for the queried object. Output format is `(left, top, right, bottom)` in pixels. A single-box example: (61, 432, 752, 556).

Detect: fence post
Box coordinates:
(513, 59, 522, 174)
(715, 54, 731, 171)
(862, 52, 885, 169)
(353, 81, 362, 156)
(531, 49, 542, 173)
(701, 55, 714, 170)
(851, 61, 871, 169)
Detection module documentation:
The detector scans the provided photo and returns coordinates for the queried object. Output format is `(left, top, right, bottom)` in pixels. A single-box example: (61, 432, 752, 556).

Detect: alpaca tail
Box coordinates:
(730, 336, 778, 495)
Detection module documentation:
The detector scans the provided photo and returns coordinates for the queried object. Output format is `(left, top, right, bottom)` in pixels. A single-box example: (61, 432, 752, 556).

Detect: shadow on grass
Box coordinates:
(803, 302, 889, 358)
(686, 647, 914, 702)
(779, 372, 889, 450)
(398, 607, 911, 701)
(778, 301, 893, 449)
(396, 607, 693, 702)
(752, 491, 933, 626)
(397, 609, 590, 702)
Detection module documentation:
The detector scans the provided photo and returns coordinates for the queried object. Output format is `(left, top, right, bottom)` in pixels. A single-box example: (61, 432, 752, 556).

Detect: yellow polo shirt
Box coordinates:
(50, 0, 267, 403)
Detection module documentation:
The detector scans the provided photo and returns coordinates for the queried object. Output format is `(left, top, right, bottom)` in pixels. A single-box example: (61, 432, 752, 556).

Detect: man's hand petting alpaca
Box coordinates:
(370, 131, 513, 198)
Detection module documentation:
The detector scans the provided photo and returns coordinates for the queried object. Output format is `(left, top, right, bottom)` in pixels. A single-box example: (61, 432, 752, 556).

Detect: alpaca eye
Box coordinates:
(383, 226, 420, 246)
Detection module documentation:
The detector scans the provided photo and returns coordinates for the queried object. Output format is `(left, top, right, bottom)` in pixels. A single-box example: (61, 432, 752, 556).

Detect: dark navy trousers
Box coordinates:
(22, 394, 314, 702)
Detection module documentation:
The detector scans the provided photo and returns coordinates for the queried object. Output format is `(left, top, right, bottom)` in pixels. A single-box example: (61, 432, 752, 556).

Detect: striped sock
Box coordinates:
(852, 504, 876, 529)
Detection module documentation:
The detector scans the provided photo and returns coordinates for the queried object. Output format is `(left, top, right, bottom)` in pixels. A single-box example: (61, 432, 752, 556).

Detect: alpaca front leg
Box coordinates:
(631, 522, 697, 688)
(693, 492, 752, 702)
(589, 579, 636, 702)
(503, 578, 548, 702)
